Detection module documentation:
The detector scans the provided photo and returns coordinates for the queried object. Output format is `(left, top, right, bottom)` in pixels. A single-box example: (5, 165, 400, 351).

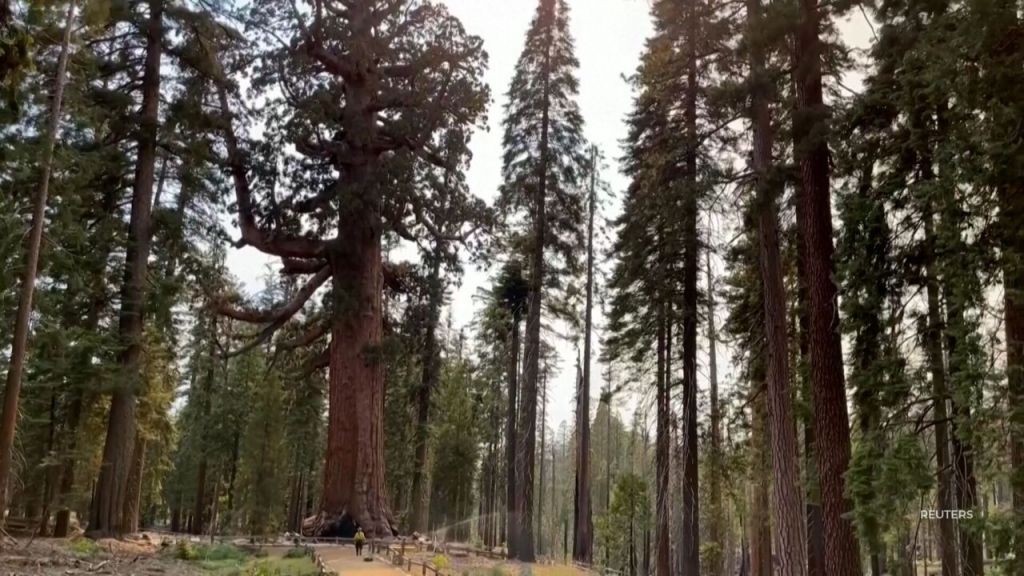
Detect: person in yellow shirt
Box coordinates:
(354, 527, 366, 557)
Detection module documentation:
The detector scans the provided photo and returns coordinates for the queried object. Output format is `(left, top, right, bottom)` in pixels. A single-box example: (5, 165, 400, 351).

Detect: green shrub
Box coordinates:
(284, 547, 307, 559)
(67, 538, 100, 558)
(432, 554, 450, 570)
(175, 540, 199, 561)
(200, 543, 251, 562)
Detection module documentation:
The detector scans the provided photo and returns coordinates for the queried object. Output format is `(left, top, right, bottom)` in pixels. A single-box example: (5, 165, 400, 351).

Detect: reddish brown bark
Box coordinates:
(793, 0, 862, 569)
(321, 216, 394, 537)
(122, 435, 146, 533)
(749, 378, 772, 576)
(751, 0, 807, 570)
(89, 0, 162, 537)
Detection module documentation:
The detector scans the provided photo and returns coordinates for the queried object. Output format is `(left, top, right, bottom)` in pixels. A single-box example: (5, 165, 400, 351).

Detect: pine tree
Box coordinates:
(745, 0, 807, 569)
(0, 0, 76, 523)
(573, 145, 602, 564)
(792, 0, 862, 568)
(497, 0, 587, 560)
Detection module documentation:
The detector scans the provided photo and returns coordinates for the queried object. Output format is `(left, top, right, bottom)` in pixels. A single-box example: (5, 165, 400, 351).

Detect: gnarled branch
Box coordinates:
(216, 84, 326, 258)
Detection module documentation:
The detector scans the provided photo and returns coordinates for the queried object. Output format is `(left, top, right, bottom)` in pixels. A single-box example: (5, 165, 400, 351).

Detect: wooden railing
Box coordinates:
(369, 539, 453, 576)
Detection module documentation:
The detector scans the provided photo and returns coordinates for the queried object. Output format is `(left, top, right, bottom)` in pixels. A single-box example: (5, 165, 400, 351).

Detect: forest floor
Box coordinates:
(398, 546, 586, 576)
(0, 534, 201, 575)
(0, 534, 318, 576)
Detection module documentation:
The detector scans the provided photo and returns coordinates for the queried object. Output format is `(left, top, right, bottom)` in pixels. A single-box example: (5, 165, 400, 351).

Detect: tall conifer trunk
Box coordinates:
(0, 0, 76, 519)
(946, 301, 983, 575)
(792, 0, 862, 569)
(655, 305, 671, 576)
(506, 310, 521, 555)
(90, 0, 162, 535)
(748, 375, 772, 576)
(1003, 179, 1024, 567)
(573, 146, 596, 564)
(515, 1, 554, 560)
(707, 250, 723, 576)
(680, 0, 701, 567)
(410, 253, 444, 533)
(924, 215, 960, 576)
(751, 0, 807, 570)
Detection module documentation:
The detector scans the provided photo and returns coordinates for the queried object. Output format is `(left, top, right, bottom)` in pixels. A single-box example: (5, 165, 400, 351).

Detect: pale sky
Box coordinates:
(225, 0, 874, 438)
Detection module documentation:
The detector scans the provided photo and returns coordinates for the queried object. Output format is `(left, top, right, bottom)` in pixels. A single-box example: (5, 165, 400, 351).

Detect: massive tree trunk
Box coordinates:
(654, 306, 671, 576)
(0, 0, 76, 520)
(410, 253, 444, 533)
(573, 147, 596, 564)
(793, 0, 862, 570)
(321, 210, 394, 537)
(750, 0, 807, 572)
(89, 0, 162, 536)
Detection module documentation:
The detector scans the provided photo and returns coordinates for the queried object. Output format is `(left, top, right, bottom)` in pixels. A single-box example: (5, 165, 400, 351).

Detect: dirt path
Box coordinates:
(318, 546, 410, 576)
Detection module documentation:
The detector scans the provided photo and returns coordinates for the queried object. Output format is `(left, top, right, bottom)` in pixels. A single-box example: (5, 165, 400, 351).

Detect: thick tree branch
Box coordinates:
(216, 84, 326, 258)
(216, 265, 330, 324)
(279, 319, 330, 350)
(282, 257, 329, 275)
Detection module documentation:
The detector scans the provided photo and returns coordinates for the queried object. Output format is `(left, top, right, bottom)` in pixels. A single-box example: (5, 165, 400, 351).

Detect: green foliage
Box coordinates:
(432, 554, 450, 570)
(175, 540, 200, 561)
(595, 474, 649, 574)
(66, 537, 100, 557)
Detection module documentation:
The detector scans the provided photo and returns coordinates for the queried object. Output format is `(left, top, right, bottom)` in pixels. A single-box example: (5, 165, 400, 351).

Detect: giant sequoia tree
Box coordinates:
(210, 0, 488, 537)
(497, 0, 586, 560)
